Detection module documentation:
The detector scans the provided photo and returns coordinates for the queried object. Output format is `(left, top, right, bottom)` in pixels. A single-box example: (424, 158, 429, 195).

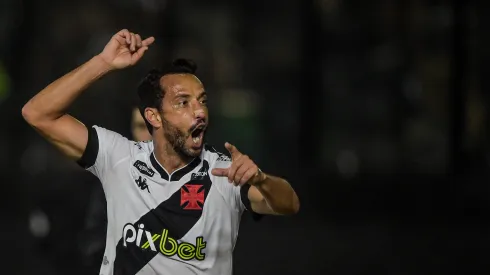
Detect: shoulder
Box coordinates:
(202, 144, 231, 169)
(131, 139, 154, 154)
(79, 125, 134, 169)
(89, 125, 137, 157)
(91, 125, 144, 147)
(91, 125, 129, 144)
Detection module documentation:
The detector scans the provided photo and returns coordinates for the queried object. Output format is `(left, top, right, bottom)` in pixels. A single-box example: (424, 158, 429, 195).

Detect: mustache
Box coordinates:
(189, 119, 207, 133)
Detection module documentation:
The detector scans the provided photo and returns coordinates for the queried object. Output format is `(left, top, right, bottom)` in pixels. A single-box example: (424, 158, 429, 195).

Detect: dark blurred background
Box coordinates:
(1, 0, 489, 274)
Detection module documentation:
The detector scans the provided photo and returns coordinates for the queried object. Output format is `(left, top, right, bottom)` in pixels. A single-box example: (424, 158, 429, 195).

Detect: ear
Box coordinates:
(144, 107, 162, 130)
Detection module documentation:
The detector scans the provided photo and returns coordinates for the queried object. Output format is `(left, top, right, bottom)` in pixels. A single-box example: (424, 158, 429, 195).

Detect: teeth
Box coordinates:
(193, 136, 200, 144)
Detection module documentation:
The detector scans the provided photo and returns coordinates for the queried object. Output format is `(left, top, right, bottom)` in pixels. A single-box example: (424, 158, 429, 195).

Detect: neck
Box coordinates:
(153, 139, 193, 174)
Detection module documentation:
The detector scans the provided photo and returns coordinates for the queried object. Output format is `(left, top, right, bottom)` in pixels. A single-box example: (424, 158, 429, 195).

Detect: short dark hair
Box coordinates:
(137, 58, 198, 133)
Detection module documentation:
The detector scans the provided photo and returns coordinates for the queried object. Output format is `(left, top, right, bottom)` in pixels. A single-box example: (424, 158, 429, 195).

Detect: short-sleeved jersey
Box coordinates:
(77, 126, 260, 275)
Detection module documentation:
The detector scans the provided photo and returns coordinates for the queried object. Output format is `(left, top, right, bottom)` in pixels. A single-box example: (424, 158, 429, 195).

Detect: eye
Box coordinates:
(178, 100, 188, 108)
(200, 98, 207, 105)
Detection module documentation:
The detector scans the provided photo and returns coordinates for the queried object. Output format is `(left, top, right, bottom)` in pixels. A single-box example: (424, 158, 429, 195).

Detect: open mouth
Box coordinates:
(191, 124, 206, 144)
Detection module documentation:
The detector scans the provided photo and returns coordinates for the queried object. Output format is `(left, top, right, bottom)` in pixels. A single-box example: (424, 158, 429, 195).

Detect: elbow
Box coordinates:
(279, 183, 300, 215)
(276, 193, 300, 216)
(22, 103, 36, 124)
(22, 102, 44, 126)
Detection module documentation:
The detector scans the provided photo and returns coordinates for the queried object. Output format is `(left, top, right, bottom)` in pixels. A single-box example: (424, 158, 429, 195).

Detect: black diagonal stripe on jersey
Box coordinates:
(113, 160, 211, 275)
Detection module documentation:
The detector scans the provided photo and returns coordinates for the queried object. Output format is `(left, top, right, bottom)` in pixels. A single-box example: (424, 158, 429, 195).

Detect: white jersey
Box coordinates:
(77, 126, 260, 275)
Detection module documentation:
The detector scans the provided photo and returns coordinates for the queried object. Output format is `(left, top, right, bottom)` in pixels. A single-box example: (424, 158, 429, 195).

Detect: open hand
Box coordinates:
(211, 142, 266, 186)
(98, 29, 155, 70)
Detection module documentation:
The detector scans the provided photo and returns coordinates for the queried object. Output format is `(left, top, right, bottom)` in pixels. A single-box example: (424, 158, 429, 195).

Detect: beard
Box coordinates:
(161, 116, 204, 158)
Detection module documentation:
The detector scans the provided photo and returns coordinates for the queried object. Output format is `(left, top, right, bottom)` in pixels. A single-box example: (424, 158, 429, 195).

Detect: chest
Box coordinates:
(108, 159, 232, 238)
(108, 158, 239, 269)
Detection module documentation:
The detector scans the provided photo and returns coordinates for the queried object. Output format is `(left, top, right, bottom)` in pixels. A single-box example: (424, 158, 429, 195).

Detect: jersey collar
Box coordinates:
(150, 152, 201, 181)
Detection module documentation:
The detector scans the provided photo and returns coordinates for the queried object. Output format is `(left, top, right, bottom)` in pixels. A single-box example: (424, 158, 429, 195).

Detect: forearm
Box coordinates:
(254, 174, 300, 215)
(22, 55, 112, 123)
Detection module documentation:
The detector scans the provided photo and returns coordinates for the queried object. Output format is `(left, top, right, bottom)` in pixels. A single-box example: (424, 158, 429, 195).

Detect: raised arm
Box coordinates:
(22, 29, 154, 160)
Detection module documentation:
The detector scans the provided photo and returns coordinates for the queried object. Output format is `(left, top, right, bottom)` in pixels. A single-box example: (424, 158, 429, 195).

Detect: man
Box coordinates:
(81, 107, 151, 273)
(22, 29, 300, 275)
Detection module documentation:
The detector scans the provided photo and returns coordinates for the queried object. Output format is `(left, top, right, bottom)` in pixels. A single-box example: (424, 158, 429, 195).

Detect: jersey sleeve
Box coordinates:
(77, 125, 131, 181)
(211, 157, 263, 220)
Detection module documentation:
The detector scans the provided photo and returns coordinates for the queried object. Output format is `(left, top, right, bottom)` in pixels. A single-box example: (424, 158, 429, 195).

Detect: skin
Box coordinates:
(22, 29, 299, 215)
(144, 73, 208, 170)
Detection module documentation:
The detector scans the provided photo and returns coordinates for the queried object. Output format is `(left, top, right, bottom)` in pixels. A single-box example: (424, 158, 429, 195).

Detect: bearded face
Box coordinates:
(154, 73, 209, 158)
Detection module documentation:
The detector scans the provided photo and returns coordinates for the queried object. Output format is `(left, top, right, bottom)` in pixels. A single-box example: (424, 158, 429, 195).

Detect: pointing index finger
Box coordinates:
(211, 168, 228, 177)
(142, 37, 155, 47)
(225, 142, 241, 159)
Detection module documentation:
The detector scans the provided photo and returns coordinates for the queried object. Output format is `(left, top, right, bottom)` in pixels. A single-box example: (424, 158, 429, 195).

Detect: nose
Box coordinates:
(194, 109, 205, 119)
(190, 99, 205, 120)
(194, 109, 205, 120)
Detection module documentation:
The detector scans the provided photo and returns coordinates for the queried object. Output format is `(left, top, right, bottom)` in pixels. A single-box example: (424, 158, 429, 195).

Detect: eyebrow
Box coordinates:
(174, 90, 206, 99)
(197, 90, 207, 99)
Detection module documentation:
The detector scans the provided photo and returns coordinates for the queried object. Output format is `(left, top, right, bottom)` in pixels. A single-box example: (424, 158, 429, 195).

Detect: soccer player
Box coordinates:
(22, 29, 300, 275)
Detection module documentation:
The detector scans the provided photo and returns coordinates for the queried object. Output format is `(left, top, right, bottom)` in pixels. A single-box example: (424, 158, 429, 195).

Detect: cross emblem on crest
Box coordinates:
(180, 184, 205, 210)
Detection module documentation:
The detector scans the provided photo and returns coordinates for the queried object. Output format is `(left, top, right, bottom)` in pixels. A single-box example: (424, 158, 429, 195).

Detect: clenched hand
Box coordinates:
(98, 29, 155, 70)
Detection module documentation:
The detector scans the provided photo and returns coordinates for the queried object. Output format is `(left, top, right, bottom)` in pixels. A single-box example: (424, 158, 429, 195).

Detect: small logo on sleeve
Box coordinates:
(133, 142, 143, 150)
(216, 154, 231, 162)
(133, 160, 155, 177)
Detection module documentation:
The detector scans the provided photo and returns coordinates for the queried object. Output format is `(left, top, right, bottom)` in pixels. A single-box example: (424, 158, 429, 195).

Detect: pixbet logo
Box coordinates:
(122, 223, 206, 261)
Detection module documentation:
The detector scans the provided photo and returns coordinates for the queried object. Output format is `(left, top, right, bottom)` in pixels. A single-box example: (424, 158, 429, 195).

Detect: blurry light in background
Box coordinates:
(0, 61, 11, 104)
(29, 209, 51, 238)
(336, 149, 359, 179)
(220, 89, 259, 119)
